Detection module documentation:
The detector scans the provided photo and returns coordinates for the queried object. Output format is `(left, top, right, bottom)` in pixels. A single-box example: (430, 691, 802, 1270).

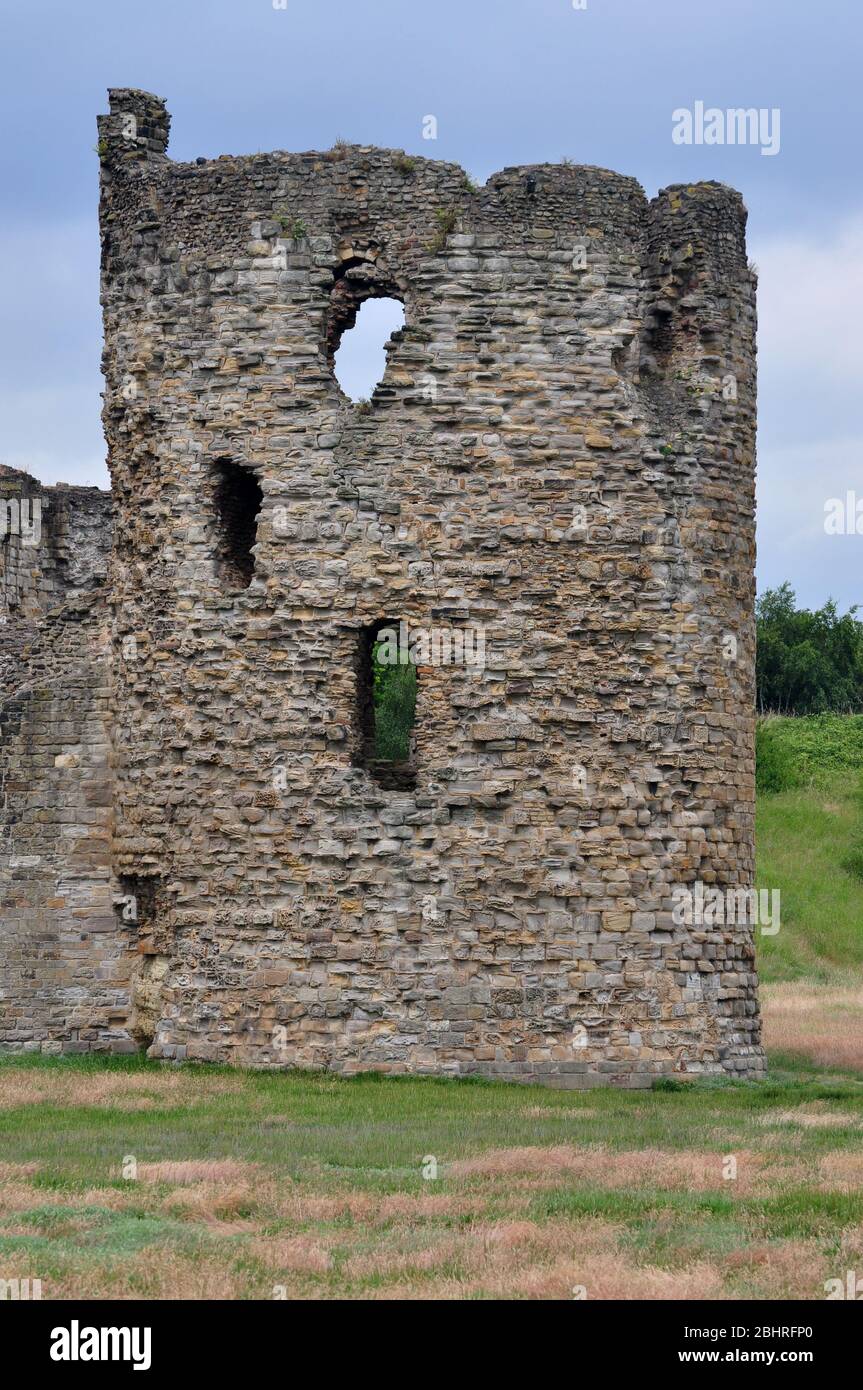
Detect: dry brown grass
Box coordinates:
(2, 1029, 861, 1300)
(0, 1180, 71, 1214)
(449, 1144, 802, 1194)
(0, 1067, 245, 1111)
(252, 1235, 333, 1275)
(762, 983, 863, 1070)
(521, 1105, 597, 1120)
(135, 1160, 257, 1184)
(159, 1182, 258, 1223)
(53, 1249, 252, 1302)
(0, 1161, 40, 1181)
(1, 1146, 860, 1299)
(267, 1189, 482, 1226)
(720, 1240, 829, 1299)
(344, 1217, 727, 1301)
(817, 1151, 863, 1186)
(760, 1100, 861, 1128)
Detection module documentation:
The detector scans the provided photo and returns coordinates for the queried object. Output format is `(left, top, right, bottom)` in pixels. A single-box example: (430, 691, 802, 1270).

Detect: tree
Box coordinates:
(755, 583, 863, 714)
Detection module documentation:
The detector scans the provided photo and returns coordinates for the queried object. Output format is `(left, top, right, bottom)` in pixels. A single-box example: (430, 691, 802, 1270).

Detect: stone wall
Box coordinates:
(0, 467, 135, 1052)
(2, 88, 764, 1083)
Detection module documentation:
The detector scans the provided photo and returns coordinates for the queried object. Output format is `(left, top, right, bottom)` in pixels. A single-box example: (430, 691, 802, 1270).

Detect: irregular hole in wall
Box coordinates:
(129, 955, 171, 1053)
(326, 252, 405, 406)
(115, 874, 167, 1051)
(355, 619, 417, 789)
(212, 460, 262, 590)
(642, 257, 699, 379)
(333, 297, 405, 402)
(114, 874, 157, 932)
(611, 334, 638, 376)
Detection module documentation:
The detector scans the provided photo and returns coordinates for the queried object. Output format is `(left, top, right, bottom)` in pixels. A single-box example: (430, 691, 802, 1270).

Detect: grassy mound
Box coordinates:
(755, 714, 863, 983)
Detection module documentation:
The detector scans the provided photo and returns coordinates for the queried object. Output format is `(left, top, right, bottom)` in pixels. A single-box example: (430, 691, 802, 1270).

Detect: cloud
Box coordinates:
(752, 214, 863, 609)
(752, 213, 863, 397)
(0, 217, 105, 486)
(757, 434, 862, 611)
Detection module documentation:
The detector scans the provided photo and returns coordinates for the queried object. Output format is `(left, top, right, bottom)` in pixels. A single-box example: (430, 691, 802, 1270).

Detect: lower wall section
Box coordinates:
(0, 600, 137, 1054)
(141, 911, 765, 1087)
(0, 598, 766, 1086)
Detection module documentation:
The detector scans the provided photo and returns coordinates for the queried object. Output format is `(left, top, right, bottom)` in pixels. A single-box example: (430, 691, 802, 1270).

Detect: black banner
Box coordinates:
(8, 1298, 858, 1376)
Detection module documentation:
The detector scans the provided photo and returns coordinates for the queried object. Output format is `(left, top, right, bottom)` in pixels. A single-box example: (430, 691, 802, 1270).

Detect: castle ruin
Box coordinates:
(0, 89, 764, 1085)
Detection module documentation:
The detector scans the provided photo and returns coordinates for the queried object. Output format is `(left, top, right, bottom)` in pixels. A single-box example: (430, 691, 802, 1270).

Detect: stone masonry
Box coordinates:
(0, 89, 764, 1085)
(0, 468, 129, 1051)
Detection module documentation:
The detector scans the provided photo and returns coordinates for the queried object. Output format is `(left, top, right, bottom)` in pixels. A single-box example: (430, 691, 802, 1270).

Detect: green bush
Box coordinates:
(755, 713, 863, 790)
(755, 721, 800, 794)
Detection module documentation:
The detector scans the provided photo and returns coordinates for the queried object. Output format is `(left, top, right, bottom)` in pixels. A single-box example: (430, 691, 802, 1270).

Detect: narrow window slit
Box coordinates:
(212, 460, 262, 589)
(356, 619, 417, 788)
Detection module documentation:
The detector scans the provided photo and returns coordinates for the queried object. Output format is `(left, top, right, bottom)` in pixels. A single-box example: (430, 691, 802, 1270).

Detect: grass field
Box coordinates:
(1, 1053, 862, 1301)
(756, 715, 863, 1076)
(1, 715, 861, 1301)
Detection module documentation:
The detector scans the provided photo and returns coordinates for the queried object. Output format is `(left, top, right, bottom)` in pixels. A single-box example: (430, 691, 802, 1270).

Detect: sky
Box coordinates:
(1, 0, 860, 610)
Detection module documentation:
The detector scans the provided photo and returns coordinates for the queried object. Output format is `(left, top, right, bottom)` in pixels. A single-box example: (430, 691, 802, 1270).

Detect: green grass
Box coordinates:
(755, 715, 863, 982)
(1, 1054, 862, 1299)
(0, 1052, 860, 1172)
(756, 774, 863, 981)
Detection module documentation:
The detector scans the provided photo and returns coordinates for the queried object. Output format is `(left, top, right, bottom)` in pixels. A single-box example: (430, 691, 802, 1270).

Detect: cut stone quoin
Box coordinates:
(0, 89, 763, 1086)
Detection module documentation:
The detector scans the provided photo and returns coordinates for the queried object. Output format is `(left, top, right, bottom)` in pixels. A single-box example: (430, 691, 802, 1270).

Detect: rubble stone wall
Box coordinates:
(0, 88, 764, 1083)
(0, 468, 135, 1052)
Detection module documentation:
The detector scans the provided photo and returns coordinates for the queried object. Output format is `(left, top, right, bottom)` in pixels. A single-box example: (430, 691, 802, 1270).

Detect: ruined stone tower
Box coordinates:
(0, 89, 764, 1084)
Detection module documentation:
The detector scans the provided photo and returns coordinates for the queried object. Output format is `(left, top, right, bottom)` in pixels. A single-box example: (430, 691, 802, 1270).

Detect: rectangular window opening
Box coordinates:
(356, 619, 418, 789)
(212, 459, 262, 590)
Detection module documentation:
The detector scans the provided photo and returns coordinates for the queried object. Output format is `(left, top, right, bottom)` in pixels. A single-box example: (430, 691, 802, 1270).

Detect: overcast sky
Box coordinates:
(1, 0, 859, 610)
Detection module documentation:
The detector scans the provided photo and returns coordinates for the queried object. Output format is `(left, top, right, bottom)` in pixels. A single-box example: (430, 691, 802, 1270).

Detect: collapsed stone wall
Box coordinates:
(0, 468, 135, 1052)
(4, 88, 764, 1083)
